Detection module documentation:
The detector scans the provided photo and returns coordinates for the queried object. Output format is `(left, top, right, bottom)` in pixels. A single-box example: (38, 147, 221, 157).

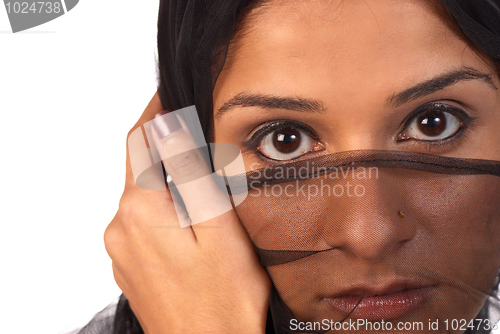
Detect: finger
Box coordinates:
(150, 107, 234, 228)
(120, 92, 195, 235)
(125, 92, 168, 191)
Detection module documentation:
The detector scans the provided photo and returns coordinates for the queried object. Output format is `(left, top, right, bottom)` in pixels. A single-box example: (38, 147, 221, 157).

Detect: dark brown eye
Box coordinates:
(272, 128, 301, 153)
(258, 126, 324, 161)
(398, 106, 463, 142)
(417, 110, 446, 137)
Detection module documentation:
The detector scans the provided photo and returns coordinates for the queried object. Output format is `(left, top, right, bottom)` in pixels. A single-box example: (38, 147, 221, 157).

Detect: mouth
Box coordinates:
(323, 282, 436, 321)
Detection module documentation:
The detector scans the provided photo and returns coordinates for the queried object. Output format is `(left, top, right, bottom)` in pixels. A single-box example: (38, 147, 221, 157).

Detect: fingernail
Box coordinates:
(152, 110, 182, 139)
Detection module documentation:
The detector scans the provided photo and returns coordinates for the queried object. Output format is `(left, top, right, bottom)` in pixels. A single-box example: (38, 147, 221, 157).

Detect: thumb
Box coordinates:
(149, 107, 235, 228)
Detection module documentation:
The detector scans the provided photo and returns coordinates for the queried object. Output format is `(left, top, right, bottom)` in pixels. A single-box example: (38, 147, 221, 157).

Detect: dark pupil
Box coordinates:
(272, 128, 301, 153)
(418, 110, 446, 137)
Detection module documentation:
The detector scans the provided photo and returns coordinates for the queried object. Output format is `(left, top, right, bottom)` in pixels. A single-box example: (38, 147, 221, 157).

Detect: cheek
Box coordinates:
(409, 174, 500, 289)
(403, 174, 500, 322)
(239, 179, 329, 250)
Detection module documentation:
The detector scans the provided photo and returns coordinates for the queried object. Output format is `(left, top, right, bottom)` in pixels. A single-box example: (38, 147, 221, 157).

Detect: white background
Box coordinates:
(0, 1, 160, 333)
(3, 2, 500, 334)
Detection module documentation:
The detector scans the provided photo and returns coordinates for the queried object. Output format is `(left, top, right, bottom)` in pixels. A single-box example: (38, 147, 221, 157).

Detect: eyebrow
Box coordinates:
(215, 92, 324, 118)
(388, 67, 498, 107)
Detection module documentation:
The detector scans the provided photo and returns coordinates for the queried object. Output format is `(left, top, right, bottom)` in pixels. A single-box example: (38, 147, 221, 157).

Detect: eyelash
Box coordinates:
(242, 102, 476, 161)
(403, 132, 469, 153)
(242, 120, 320, 161)
(396, 102, 476, 151)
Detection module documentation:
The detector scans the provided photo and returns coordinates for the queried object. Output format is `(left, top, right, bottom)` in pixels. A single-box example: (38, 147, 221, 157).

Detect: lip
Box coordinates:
(323, 282, 436, 321)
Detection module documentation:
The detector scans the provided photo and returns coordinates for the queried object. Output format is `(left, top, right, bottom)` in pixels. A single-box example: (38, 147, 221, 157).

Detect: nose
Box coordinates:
(321, 169, 417, 262)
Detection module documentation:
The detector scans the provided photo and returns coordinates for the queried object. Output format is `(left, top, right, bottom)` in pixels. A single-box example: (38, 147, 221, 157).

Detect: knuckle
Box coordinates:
(117, 189, 179, 228)
(166, 150, 206, 178)
(103, 221, 124, 258)
(118, 191, 143, 219)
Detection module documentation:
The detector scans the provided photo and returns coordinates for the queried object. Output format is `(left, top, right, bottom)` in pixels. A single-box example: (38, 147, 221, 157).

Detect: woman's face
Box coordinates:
(213, 0, 500, 332)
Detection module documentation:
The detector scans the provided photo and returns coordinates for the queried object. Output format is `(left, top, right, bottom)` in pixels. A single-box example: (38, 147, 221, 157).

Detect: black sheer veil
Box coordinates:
(107, 1, 500, 334)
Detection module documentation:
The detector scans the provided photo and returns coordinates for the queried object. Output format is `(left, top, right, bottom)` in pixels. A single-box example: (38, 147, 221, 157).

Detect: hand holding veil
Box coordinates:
(104, 93, 271, 334)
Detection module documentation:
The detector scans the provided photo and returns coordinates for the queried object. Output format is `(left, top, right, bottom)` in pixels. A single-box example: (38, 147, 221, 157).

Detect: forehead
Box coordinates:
(215, 0, 494, 107)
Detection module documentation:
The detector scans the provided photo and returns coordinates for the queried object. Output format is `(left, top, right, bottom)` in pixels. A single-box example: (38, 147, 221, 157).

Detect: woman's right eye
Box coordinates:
(256, 125, 325, 161)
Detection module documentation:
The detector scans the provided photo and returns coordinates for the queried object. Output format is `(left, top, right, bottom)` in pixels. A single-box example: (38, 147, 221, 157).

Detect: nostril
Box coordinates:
(327, 205, 417, 263)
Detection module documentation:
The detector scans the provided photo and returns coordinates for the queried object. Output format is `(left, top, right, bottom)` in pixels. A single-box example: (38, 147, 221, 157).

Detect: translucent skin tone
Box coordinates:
(213, 0, 500, 333)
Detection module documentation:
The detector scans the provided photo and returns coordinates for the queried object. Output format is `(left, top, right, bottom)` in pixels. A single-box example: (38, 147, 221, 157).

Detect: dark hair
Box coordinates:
(154, 0, 500, 143)
(112, 1, 500, 334)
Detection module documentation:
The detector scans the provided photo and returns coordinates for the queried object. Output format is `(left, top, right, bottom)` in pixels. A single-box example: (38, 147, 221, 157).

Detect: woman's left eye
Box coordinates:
(250, 123, 324, 161)
(397, 103, 472, 142)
